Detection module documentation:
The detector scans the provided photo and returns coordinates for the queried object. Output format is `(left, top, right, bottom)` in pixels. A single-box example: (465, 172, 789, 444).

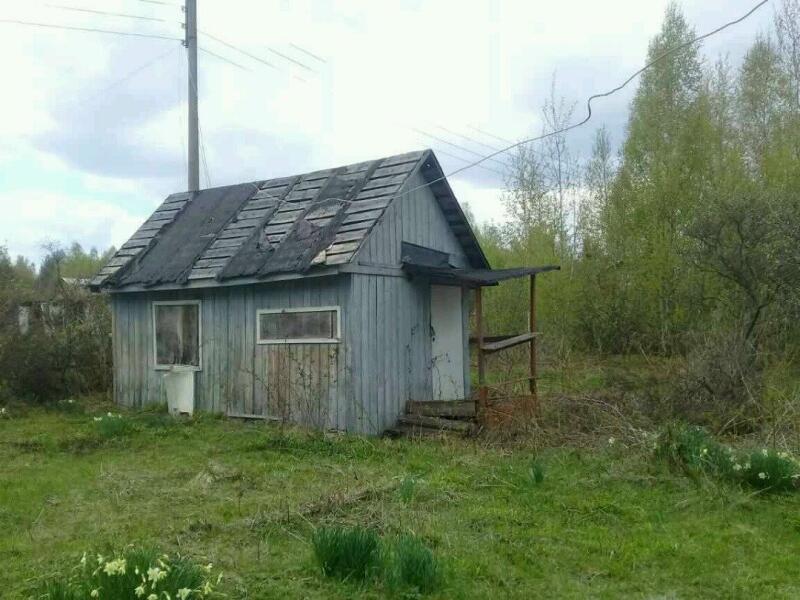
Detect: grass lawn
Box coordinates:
(1, 401, 799, 599)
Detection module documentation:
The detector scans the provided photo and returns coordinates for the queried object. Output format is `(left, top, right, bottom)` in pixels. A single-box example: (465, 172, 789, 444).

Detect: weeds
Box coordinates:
(311, 526, 381, 582)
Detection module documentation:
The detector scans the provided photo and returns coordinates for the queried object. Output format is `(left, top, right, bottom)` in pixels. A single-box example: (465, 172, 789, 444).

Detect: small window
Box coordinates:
(153, 301, 201, 368)
(257, 307, 340, 344)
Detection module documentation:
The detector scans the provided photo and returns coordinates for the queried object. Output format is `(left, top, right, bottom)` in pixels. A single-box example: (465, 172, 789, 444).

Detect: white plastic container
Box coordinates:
(163, 366, 195, 415)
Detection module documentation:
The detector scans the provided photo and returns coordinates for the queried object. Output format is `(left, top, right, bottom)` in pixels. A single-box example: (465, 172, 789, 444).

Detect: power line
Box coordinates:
(0, 18, 181, 41)
(199, 29, 278, 71)
(45, 4, 168, 23)
(467, 125, 514, 146)
(289, 43, 326, 63)
(437, 125, 503, 153)
(199, 46, 250, 71)
(265, 46, 314, 72)
(137, 0, 180, 6)
(81, 46, 178, 105)
(403, 0, 770, 196)
(432, 148, 505, 177)
(412, 128, 510, 168)
(199, 29, 308, 81)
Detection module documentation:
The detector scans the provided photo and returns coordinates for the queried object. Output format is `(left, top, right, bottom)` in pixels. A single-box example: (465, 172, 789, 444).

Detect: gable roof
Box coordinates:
(91, 149, 488, 291)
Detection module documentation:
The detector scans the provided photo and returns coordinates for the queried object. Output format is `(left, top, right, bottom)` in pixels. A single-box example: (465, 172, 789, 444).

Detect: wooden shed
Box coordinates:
(91, 150, 556, 435)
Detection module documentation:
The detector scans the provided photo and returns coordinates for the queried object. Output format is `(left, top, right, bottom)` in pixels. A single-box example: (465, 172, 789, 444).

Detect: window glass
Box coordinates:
(155, 303, 200, 366)
(259, 309, 337, 341)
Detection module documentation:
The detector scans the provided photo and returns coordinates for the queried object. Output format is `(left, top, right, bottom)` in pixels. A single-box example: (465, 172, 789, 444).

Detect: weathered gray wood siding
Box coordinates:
(111, 275, 352, 430)
(111, 170, 477, 435)
(357, 171, 470, 267)
(343, 170, 474, 433)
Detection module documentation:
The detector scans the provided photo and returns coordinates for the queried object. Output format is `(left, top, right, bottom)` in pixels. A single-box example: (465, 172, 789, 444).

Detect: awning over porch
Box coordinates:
(401, 242, 560, 286)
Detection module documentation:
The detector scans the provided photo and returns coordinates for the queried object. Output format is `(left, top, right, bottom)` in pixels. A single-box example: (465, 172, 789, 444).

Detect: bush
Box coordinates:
(0, 289, 112, 403)
(38, 547, 220, 599)
(387, 535, 441, 595)
(312, 526, 381, 581)
(668, 329, 762, 431)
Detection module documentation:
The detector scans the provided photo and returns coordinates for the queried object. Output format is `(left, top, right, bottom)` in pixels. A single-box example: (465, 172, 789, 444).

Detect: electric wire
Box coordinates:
(437, 125, 504, 153)
(289, 43, 326, 63)
(45, 4, 167, 23)
(137, 0, 180, 7)
(0, 18, 181, 41)
(432, 148, 505, 177)
(81, 46, 178, 105)
(199, 46, 250, 71)
(199, 29, 308, 81)
(467, 125, 514, 146)
(412, 128, 510, 168)
(264, 46, 313, 72)
(401, 0, 770, 196)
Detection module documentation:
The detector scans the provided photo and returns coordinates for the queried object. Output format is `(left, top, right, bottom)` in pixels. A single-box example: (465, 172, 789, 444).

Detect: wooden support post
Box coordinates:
(529, 274, 537, 406)
(475, 286, 487, 417)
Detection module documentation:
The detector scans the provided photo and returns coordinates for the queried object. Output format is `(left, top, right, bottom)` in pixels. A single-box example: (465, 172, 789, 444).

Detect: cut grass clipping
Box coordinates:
(312, 527, 441, 594)
(38, 546, 220, 599)
(654, 423, 800, 493)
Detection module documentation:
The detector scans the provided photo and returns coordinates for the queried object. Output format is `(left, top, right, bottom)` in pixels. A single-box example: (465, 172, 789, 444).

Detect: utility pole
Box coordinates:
(184, 0, 199, 191)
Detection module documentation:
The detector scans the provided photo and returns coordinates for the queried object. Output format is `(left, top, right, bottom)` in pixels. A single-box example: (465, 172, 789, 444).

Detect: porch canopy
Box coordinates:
(401, 241, 559, 286)
(401, 241, 560, 410)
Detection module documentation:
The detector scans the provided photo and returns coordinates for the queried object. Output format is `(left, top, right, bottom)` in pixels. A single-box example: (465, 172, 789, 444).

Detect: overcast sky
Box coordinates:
(0, 0, 775, 264)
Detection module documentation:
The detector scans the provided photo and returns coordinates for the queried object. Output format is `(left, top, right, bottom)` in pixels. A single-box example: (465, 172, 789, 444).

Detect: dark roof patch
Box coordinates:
(92, 150, 489, 290)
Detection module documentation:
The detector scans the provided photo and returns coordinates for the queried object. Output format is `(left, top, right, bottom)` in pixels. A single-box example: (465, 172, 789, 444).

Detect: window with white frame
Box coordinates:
(153, 301, 201, 368)
(257, 307, 340, 344)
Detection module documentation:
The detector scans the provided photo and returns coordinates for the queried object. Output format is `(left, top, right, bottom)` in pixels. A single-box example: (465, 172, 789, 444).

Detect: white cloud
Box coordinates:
(0, 0, 776, 261)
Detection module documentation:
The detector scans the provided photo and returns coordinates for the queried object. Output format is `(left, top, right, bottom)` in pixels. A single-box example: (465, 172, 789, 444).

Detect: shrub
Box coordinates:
(668, 329, 762, 431)
(92, 413, 135, 439)
(312, 526, 381, 581)
(387, 535, 441, 595)
(39, 547, 220, 599)
(0, 288, 111, 403)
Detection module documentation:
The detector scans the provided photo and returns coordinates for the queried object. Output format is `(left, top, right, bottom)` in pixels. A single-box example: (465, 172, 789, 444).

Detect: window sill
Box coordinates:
(257, 338, 340, 345)
(154, 365, 202, 372)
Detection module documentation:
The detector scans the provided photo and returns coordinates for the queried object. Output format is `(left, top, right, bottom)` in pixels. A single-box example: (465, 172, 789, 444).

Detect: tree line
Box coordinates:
(477, 1, 800, 358)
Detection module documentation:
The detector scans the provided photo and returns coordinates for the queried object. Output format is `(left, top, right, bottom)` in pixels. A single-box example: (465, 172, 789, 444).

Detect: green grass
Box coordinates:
(312, 526, 381, 582)
(2, 401, 800, 599)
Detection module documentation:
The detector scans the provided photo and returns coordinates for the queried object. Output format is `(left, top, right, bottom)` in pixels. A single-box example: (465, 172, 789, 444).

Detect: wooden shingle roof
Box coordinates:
(91, 149, 487, 290)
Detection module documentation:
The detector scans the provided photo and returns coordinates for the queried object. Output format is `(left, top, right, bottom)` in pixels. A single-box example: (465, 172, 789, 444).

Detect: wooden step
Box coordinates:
(398, 414, 475, 433)
(384, 424, 458, 439)
(407, 400, 475, 419)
